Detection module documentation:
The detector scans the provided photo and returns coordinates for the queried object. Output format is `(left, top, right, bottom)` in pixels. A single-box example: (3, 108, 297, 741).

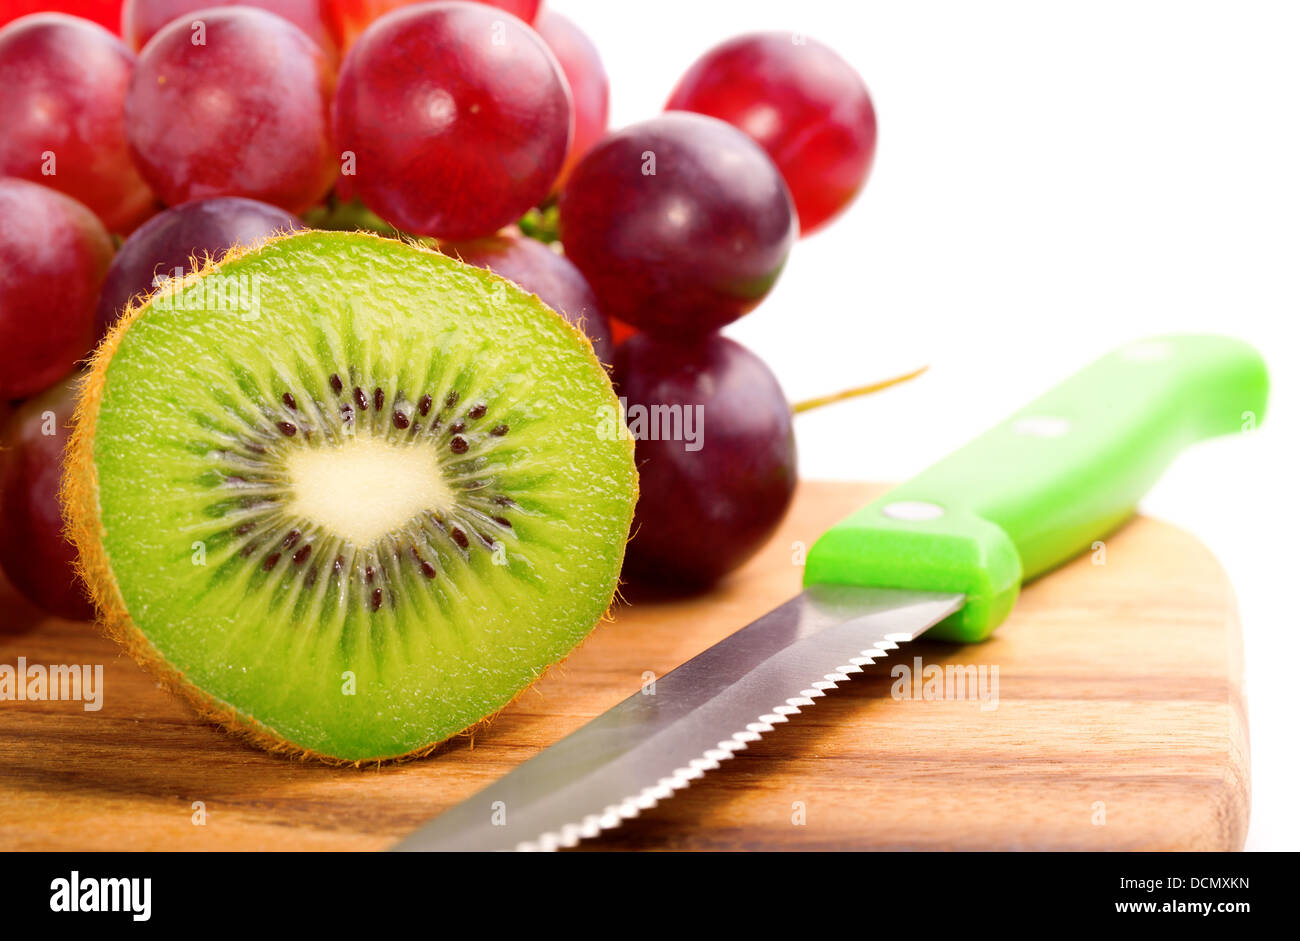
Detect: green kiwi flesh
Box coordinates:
(67, 230, 637, 762)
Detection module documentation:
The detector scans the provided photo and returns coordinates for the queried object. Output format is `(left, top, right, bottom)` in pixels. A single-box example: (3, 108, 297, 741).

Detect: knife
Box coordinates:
(394, 334, 1268, 852)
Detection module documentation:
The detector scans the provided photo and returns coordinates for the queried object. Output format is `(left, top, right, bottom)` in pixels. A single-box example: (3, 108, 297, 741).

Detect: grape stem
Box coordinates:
(518, 203, 561, 244)
(791, 365, 928, 415)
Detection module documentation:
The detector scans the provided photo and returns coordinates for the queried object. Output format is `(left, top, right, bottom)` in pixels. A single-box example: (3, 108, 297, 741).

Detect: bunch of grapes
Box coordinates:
(0, 0, 879, 617)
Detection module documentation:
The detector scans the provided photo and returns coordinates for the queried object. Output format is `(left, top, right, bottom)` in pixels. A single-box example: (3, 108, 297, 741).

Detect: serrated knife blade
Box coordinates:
(393, 585, 964, 852)
(391, 334, 1268, 851)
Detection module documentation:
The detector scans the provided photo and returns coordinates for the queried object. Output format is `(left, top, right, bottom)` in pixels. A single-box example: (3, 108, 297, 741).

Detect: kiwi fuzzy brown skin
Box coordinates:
(62, 229, 636, 766)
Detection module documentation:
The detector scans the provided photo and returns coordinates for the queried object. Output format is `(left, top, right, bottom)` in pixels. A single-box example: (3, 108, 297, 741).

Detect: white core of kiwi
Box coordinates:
(283, 433, 455, 546)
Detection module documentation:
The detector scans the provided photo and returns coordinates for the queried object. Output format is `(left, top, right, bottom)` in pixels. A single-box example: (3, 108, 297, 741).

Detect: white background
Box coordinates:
(553, 0, 1299, 850)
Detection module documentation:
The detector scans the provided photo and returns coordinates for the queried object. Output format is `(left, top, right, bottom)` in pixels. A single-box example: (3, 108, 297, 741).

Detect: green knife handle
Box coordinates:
(803, 335, 1268, 642)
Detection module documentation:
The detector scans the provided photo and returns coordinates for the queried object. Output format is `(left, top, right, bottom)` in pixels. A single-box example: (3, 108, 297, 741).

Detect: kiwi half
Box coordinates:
(64, 230, 637, 763)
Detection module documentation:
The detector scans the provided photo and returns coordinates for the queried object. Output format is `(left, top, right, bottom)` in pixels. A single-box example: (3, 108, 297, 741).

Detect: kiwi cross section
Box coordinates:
(66, 231, 637, 763)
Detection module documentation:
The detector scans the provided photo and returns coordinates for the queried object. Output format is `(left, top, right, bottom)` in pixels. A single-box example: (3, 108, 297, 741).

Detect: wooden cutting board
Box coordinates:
(0, 481, 1248, 851)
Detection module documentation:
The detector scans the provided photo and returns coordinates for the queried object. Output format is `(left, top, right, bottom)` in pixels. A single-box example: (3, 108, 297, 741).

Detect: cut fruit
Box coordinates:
(64, 230, 637, 762)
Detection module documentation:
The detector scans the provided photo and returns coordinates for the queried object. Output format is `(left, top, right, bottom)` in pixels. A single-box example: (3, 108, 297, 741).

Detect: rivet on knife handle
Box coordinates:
(803, 334, 1269, 642)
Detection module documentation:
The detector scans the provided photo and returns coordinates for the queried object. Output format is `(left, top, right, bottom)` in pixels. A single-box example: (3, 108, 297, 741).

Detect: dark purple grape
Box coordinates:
(0, 373, 94, 621)
(615, 333, 796, 588)
(442, 233, 613, 364)
(560, 112, 796, 338)
(93, 196, 303, 340)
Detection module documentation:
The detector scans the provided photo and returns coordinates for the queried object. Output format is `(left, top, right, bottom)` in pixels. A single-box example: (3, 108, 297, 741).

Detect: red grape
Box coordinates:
(121, 0, 339, 62)
(94, 197, 304, 341)
(334, 2, 572, 239)
(615, 333, 796, 588)
(559, 112, 795, 337)
(0, 1, 119, 34)
(666, 33, 878, 235)
(125, 7, 337, 213)
(535, 8, 608, 193)
(0, 373, 95, 621)
(0, 179, 113, 400)
(0, 14, 156, 234)
(325, 0, 541, 53)
(441, 233, 613, 364)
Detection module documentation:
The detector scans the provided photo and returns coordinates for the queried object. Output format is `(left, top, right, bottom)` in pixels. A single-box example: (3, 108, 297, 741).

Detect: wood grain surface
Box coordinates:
(0, 481, 1248, 851)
